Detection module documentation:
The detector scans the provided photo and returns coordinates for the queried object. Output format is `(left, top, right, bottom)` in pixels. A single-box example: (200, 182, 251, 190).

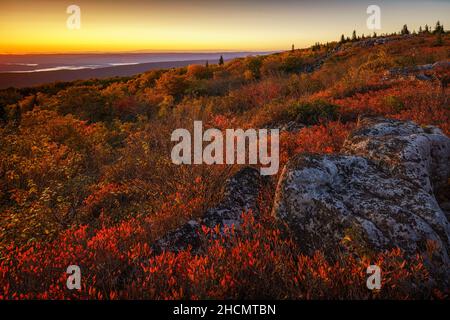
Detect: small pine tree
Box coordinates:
(218, 55, 224, 65)
(340, 34, 345, 43)
(401, 24, 410, 35)
(419, 26, 423, 34)
(312, 42, 321, 51)
(205, 60, 209, 68)
(373, 32, 377, 38)
(425, 24, 430, 33)
(291, 44, 295, 52)
(434, 21, 442, 34)
(352, 30, 357, 41)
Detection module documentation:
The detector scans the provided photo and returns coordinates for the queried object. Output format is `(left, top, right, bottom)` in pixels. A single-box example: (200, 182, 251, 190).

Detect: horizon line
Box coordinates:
(0, 49, 282, 56)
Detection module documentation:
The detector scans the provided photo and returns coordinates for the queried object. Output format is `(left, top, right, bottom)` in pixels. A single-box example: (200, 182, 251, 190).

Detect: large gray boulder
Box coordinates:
(342, 118, 450, 197)
(272, 118, 450, 268)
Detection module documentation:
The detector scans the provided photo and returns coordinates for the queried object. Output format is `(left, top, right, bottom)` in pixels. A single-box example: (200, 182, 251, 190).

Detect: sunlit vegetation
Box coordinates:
(0, 30, 449, 299)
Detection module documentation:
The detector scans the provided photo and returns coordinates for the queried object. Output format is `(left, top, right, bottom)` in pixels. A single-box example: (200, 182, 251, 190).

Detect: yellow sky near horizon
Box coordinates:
(1, 0, 449, 54)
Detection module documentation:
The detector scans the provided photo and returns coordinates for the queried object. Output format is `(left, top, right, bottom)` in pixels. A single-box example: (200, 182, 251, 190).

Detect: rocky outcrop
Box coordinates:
(272, 118, 450, 267)
(385, 60, 450, 83)
(152, 167, 263, 253)
(355, 35, 408, 48)
(342, 118, 450, 196)
(154, 116, 450, 277)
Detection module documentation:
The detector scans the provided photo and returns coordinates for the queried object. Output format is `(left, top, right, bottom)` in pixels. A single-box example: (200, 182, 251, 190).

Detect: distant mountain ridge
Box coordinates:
(0, 52, 272, 89)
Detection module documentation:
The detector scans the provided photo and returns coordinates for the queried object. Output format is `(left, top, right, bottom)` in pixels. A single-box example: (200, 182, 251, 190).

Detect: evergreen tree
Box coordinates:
(419, 26, 423, 34)
(312, 42, 321, 51)
(352, 30, 357, 41)
(373, 32, 377, 38)
(433, 21, 444, 46)
(434, 21, 442, 34)
(218, 55, 224, 65)
(340, 34, 345, 43)
(401, 24, 410, 35)
(291, 44, 295, 52)
(425, 24, 430, 33)
(205, 60, 209, 68)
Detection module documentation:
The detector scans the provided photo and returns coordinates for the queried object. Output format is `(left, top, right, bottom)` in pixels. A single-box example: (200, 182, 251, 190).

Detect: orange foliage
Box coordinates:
(280, 121, 354, 165)
(0, 32, 449, 300)
(0, 212, 441, 300)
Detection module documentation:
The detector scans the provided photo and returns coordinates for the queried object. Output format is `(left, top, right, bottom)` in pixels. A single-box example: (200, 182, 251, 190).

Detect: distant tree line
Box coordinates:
(338, 21, 446, 44)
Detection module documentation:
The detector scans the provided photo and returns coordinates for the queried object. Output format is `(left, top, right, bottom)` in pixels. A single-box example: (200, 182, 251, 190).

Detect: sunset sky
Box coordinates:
(1, 0, 449, 53)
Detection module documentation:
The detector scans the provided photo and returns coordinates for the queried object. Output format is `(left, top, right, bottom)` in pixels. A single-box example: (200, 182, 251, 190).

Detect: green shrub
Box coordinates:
(246, 56, 263, 79)
(280, 55, 305, 73)
(286, 100, 340, 125)
(385, 95, 405, 113)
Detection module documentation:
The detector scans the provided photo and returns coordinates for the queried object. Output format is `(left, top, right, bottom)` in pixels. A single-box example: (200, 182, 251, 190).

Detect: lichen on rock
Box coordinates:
(273, 118, 450, 272)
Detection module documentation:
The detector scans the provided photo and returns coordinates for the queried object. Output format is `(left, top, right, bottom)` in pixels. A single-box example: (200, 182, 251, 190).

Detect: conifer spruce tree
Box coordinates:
(401, 24, 410, 35)
(434, 21, 442, 34)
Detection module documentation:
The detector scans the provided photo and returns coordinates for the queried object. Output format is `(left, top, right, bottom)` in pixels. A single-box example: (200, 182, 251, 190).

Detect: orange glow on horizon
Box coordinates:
(1, 0, 449, 54)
